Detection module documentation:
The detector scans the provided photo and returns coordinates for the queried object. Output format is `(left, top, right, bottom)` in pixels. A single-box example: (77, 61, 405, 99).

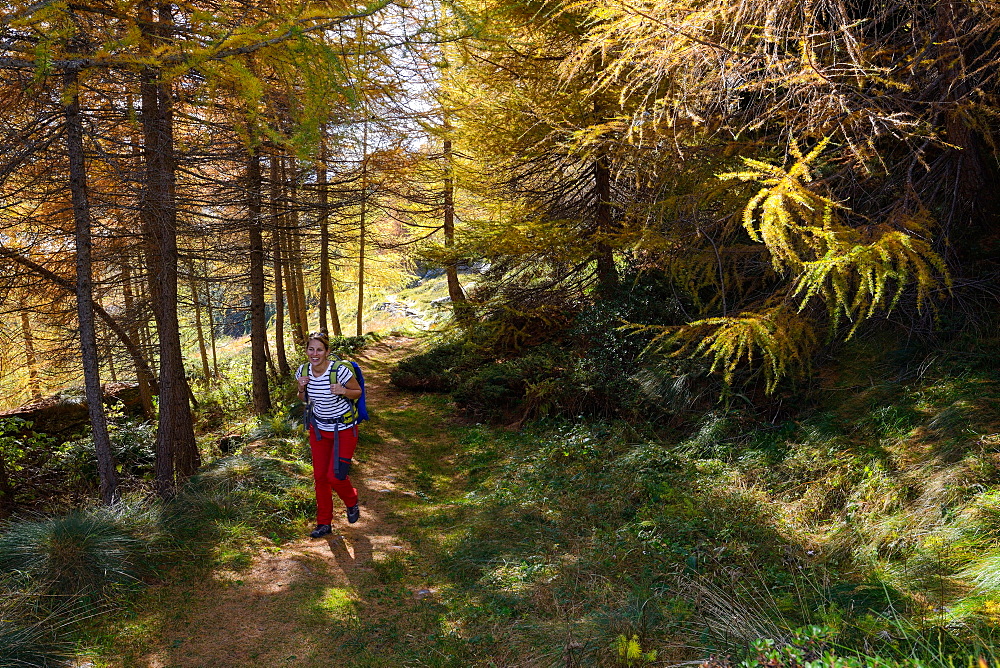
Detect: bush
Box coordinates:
(394, 268, 712, 422)
(328, 334, 378, 356)
(452, 346, 571, 419)
(57, 411, 156, 485)
(390, 342, 472, 391)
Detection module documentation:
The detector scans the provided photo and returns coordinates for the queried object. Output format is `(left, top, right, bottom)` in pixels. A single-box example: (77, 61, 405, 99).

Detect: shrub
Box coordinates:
(246, 405, 301, 442)
(328, 334, 378, 356)
(452, 346, 571, 420)
(390, 342, 471, 391)
(396, 269, 713, 422)
(57, 411, 156, 485)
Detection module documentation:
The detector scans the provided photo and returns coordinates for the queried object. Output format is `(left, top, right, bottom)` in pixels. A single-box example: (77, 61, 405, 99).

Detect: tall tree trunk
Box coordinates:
(65, 69, 119, 505)
(283, 223, 302, 345)
(247, 148, 271, 414)
(326, 268, 342, 337)
(593, 156, 616, 293)
(592, 87, 617, 294)
(442, 134, 468, 324)
(288, 162, 309, 340)
(204, 262, 220, 379)
(122, 261, 155, 416)
(136, 268, 157, 377)
(187, 262, 211, 386)
(357, 121, 368, 337)
(281, 156, 305, 347)
(318, 131, 330, 334)
(141, 4, 199, 494)
(270, 154, 290, 375)
(19, 299, 41, 401)
(106, 342, 117, 383)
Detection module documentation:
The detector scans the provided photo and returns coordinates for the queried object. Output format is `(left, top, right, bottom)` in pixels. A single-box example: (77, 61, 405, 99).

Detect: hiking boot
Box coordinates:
(309, 524, 332, 538)
(346, 504, 360, 524)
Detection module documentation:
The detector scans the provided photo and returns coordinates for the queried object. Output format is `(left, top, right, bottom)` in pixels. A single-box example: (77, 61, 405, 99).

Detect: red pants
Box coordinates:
(309, 425, 358, 524)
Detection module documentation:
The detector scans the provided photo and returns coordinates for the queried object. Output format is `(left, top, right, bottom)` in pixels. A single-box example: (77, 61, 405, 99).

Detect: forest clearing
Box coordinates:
(3, 0, 1000, 665)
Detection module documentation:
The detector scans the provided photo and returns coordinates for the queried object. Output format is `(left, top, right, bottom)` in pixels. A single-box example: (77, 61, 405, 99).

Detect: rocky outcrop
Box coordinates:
(0, 383, 144, 437)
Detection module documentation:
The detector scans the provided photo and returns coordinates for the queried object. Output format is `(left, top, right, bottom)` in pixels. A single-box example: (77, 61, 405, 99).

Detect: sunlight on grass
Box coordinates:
(314, 586, 356, 618)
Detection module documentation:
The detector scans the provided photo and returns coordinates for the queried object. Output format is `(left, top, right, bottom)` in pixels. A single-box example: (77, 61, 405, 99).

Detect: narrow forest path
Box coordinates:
(110, 337, 467, 668)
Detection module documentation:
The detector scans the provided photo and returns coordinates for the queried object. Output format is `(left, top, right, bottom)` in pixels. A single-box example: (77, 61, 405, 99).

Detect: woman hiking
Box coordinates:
(296, 332, 363, 538)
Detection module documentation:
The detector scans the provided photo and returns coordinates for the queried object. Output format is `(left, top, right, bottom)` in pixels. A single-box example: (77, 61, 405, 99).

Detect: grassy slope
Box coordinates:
(74, 325, 1000, 666)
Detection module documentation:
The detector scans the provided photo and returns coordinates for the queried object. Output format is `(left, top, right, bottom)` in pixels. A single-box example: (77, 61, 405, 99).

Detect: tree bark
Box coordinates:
(64, 68, 119, 505)
(187, 262, 211, 386)
(122, 261, 156, 416)
(357, 121, 368, 337)
(247, 147, 271, 414)
(443, 134, 469, 324)
(269, 154, 290, 375)
(318, 132, 330, 335)
(281, 156, 305, 347)
(326, 267, 342, 337)
(592, 87, 617, 294)
(593, 156, 617, 293)
(288, 161, 309, 340)
(202, 257, 220, 379)
(19, 299, 42, 401)
(140, 3, 199, 494)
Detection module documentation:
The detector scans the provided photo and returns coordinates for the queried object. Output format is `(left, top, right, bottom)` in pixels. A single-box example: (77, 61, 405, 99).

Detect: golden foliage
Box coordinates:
(659, 305, 817, 392)
(721, 137, 840, 274)
(722, 138, 950, 336)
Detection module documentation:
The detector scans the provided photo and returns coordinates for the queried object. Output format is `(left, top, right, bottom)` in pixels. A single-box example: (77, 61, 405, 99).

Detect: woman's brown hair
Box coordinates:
(306, 332, 330, 351)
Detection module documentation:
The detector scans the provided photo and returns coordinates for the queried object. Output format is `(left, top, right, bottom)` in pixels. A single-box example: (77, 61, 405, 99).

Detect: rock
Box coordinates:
(218, 433, 244, 453)
(415, 588, 434, 599)
(0, 383, 143, 437)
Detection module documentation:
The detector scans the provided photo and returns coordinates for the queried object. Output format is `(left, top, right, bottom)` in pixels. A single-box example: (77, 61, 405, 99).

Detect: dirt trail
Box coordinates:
(133, 336, 450, 668)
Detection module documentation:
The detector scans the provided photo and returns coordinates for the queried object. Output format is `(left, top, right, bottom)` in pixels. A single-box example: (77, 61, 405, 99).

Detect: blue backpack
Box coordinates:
(297, 357, 369, 425)
(344, 359, 370, 423)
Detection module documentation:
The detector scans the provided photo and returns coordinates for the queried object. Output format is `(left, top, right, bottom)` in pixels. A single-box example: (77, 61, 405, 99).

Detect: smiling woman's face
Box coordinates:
(306, 339, 329, 365)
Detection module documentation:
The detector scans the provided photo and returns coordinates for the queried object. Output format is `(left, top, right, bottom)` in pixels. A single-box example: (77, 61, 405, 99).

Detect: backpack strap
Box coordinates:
(329, 357, 359, 425)
(297, 363, 309, 402)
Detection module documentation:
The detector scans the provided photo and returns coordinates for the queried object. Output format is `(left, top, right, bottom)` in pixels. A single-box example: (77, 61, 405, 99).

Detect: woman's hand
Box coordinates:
(297, 376, 309, 393)
(332, 378, 362, 399)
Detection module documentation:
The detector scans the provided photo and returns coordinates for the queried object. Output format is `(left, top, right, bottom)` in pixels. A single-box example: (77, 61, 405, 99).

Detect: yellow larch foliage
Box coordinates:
(665, 304, 818, 393)
(722, 138, 950, 336)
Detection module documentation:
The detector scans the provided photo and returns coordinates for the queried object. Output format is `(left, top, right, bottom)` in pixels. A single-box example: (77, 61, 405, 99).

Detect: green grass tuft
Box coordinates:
(0, 502, 157, 603)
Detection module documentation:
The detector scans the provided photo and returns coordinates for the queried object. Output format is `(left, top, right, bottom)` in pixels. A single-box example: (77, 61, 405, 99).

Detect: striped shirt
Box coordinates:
(302, 361, 355, 431)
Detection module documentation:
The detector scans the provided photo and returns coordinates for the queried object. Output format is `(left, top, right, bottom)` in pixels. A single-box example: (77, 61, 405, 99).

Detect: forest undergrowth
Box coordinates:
(2, 321, 1000, 666)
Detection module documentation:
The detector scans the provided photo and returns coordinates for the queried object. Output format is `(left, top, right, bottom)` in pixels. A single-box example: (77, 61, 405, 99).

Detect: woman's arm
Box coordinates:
(332, 376, 362, 400)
